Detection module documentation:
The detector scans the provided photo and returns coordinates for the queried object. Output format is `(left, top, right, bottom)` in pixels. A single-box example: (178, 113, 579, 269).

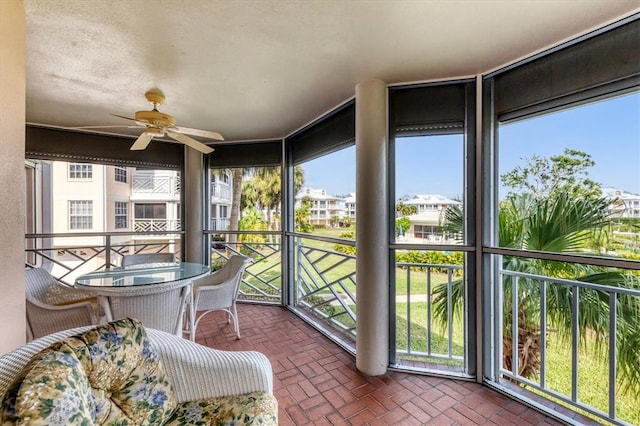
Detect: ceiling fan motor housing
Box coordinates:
(134, 110, 176, 127)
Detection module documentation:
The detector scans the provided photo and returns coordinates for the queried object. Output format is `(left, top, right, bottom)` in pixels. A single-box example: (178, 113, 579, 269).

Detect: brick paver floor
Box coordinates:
(193, 304, 566, 425)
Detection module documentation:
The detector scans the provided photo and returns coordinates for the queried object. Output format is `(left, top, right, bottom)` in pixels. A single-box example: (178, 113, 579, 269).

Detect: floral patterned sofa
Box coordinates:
(0, 318, 277, 425)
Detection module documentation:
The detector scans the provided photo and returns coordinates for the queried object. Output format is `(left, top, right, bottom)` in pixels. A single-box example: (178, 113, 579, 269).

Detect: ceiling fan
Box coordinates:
(76, 89, 223, 154)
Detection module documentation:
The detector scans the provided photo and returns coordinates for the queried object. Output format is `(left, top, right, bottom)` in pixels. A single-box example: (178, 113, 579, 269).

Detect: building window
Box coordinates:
(69, 201, 93, 230)
(135, 203, 166, 219)
(68, 163, 92, 179)
(115, 166, 127, 183)
(115, 201, 127, 229)
(220, 205, 229, 218)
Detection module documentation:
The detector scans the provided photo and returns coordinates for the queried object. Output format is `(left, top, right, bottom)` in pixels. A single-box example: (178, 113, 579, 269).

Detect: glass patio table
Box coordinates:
(75, 262, 209, 288)
(75, 262, 210, 335)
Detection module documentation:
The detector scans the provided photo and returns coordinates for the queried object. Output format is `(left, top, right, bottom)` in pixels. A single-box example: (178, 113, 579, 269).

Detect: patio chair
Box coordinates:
(121, 252, 175, 267)
(188, 254, 252, 341)
(90, 278, 193, 336)
(24, 268, 99, 340)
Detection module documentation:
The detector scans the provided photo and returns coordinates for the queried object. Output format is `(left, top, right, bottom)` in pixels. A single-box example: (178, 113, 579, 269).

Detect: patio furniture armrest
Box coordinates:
(147, 329, 273, 402)
(26, 297, 98, 340)
(193, 270, 226, 287)
(0, 326, 94, 398)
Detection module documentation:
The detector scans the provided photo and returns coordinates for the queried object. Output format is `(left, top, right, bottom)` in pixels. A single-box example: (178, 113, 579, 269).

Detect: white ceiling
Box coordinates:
(23, 0, 639, 143)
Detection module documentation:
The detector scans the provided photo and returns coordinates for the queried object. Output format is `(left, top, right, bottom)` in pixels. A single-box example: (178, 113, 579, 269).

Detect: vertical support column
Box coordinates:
(184, 148, 204, 263)
(0, 0, 26, 352)
(355, 79, 389, 375)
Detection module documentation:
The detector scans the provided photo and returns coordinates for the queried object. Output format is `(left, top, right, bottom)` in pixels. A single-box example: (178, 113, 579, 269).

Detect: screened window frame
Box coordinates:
(388, 79, 477, 378)
(483, 15, 640, 270)
(481, 15, 640, 425)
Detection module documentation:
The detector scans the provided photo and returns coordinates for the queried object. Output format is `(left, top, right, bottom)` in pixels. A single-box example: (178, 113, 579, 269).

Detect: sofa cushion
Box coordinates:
(166, 392, 278, 425)
(1, 346, 95, 424)
(1, 318, 177, 425)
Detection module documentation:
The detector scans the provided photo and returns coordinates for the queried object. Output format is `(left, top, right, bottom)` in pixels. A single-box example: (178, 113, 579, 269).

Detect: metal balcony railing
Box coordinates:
(395, 262, 465, 367)
(498, 269, 640, 425)
(294, 237, 357, 349)
(24, 231, 183, 285)
(207, 232, 282, 304)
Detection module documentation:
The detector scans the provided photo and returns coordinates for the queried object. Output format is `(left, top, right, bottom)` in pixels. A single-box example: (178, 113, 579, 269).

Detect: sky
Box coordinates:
(300, 92, 640, 200)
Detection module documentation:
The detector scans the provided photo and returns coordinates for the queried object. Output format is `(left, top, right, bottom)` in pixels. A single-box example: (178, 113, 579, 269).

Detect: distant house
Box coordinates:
(402, 194, 462, 243)
(603, 188, 640, 219)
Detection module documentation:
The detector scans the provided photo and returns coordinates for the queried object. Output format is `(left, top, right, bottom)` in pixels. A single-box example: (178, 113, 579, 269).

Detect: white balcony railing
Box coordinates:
(133, 176, 180, 195)
(211, 183, 232, 201)
(133, 219, 181, 232)
(210, 218, 230, 231)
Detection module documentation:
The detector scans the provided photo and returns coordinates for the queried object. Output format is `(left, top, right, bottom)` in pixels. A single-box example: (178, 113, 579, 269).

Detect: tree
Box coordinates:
(395, 217, 410, 236)
(434, 192, 640, 399)
(241, 166, 305, 232)
(501, 148, 602, 201)
(228, 168, 244, 245)
(295, 196, 313, 233)
(396, 201, 417, 217)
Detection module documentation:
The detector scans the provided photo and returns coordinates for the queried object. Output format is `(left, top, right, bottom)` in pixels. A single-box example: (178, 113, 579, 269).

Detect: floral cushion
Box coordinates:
(1, 347, 95, 425)
(166, 392, 278, 426)
(1, 318, 177, 425)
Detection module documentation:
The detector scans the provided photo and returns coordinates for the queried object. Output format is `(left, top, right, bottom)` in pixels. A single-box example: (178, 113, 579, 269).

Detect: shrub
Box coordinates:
(395, 250, 464, 275)
(334, 231, 356, 255)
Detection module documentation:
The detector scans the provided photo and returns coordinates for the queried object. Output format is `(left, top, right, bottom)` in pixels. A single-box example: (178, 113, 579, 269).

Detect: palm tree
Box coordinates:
(228, 166, 305, 241)
(396, 201, 418, 217)
(433, 193, 640, 398)
(228, 168, 244, 245)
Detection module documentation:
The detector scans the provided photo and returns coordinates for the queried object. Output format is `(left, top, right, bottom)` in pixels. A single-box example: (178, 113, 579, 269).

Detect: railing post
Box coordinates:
(105, 234, 111, 268)
(295, 237, 301, 306)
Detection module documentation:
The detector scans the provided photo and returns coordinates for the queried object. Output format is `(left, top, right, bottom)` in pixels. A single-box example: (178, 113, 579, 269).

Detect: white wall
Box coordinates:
(0, 0, 26, 353)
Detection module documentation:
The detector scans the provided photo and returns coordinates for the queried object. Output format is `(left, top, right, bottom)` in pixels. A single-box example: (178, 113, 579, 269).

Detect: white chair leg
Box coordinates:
(232, 303, 240, 339)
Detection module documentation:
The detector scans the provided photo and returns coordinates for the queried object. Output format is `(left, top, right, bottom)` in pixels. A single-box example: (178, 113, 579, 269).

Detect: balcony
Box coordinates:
(211, 182, 232, 201)
(24, 231, 638, 424)
(131, 175, 180, 201)
(210, 217, 230, 231)
(133, 218, 181, 233)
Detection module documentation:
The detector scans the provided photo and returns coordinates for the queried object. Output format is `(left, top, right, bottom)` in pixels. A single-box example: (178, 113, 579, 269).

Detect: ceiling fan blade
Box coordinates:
(111, 114, 148, 127)
(111, 114, 139, 122)
(130, 132, 154, 150)
(170, 125, 224, 141)
(71, 125, 140, 129)
(166, 131, 214, 154)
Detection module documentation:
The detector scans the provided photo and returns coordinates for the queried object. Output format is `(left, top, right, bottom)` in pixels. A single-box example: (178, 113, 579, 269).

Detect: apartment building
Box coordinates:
(210, 170, 233, 230)
(295, 187, 346, 227)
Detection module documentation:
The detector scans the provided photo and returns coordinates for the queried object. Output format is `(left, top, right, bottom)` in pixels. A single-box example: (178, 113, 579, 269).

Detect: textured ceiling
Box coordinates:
(23, 0, 639, 143)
